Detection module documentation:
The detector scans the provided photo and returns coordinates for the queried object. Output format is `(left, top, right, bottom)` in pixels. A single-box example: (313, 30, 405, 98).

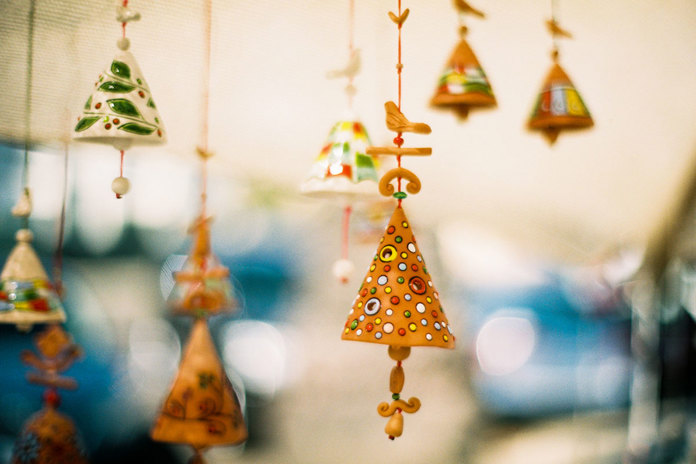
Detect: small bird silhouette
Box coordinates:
(546, 19, 572, 38)
(326, 50, 361, 79)
(384, 101, 431, 134)
(453, 0, 485, 18)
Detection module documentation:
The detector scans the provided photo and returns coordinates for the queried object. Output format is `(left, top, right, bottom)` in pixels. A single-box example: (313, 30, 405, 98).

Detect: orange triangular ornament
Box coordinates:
(151, 319, 247, 451)
(342, 205, 455, 349)
(431, 38, 496, 119)
(528, 62, 593, 144)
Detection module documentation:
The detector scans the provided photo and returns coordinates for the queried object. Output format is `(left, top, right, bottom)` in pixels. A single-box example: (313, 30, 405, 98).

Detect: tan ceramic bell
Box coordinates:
(528, 61, 593, 144)
(151, 319, 248, 460)
(431, 37, 496, 119)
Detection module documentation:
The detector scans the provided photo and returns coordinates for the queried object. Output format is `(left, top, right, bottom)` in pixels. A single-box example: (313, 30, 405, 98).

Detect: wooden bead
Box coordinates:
(385, 411, 404, 438)
(390, 365, 405, 393)
(388, 345, 411, 361)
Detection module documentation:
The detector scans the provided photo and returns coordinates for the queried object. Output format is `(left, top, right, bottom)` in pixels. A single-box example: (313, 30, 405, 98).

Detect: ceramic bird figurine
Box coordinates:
(546, 19, 572, 38)
(384, 101, 431, 134)
(453, 0, 485, 18)
(327, 49, 362, 79)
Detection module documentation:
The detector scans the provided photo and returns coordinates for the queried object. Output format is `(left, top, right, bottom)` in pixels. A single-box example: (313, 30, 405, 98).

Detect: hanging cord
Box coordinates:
(347, 0, 355, 109)
(121, 0, 129, 38)
(395, 0, 403, 207)
(341, 205, 352, 260)
(20, 0, 37, 230)
(53, 144, 69, 298)
(196, 0, 213, 218)
(550, 0, 559, 60)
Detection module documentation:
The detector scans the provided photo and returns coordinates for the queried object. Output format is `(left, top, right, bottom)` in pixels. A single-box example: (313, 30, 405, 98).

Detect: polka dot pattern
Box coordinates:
(341, 206, 455, 349)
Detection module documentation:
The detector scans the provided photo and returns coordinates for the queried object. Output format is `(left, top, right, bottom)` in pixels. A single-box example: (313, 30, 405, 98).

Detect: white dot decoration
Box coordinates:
(359, 315, 365, 321)
(386, 309, 393, 316)
(407, 243, 416, 253)
(417, 255, 423, 262)
(383, 323, 394, 334)
(375, 332, 383, 339)
(434, 322, 441, 330)
(421, 318, 427, 326)
(426, 333, 433, 341)
(356, 329, 363, 336)
(366, 276, 373, 283)
(428, 281, 433, 287)
(404, 294, 412, 301)
(416, 302, 426, 313)
(398, 263, 407, 271)
(377, 275, 388, 285)
(447, 326, 453, 334)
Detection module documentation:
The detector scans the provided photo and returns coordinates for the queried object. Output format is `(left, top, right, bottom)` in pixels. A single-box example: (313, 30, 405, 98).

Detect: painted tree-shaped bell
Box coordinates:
(151, 319, 248, 459)
(342, 205, 454, 348)
(431, 1, 495, 119)
(12, 325, 88, 464)
(73, 4, 166, 198)
(168, 216, 236, 317)
(527, 17, 593, 144)
(0, 198, 66, 331)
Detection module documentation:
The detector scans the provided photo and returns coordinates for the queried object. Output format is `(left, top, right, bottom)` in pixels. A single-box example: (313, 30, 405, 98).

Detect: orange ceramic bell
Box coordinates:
(528, 61, 593, 144)
(431, 1, 495, 119)
(151, 319, 247, 458)
(431, 37, 496, 119)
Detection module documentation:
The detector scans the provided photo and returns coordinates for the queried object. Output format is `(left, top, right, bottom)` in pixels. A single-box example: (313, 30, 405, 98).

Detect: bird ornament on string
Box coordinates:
(430, 0, 496, 119)
(342, 1, 455, 441)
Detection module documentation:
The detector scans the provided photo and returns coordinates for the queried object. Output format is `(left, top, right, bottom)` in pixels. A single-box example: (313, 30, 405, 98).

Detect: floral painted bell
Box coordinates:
(0, 192, 65, 331)
(12, 325, 88, 464)
(73, 2, 166, 197)
(431, 1, 495, 119)
(151, 319, 248, 460)
(527, 17, 593, 144)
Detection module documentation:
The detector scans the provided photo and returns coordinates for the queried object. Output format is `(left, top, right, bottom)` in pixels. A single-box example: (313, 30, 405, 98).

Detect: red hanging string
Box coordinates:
(200, 0, 213, 216)
(396, 0, 403, 208)
(116, 149, 124, 199)
(341, 205, 352, 260)
(121, 0, 128, 38)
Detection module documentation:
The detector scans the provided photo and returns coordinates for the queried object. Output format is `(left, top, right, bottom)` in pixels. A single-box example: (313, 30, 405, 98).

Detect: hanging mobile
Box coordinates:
(73, 0, 166, 198)
(342, 1, 455, 440)
(0, 0, 66, 331)
(527, 0, 593, 144)
(150, 2, 247, 462)
(300, 0, 380, 284)
(11, 325, 88, 464)
(430, 0, 496, 119)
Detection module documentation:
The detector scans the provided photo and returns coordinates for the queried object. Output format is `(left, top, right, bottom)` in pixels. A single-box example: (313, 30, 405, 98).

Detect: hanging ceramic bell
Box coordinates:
(167, 215, 236, 317)
(301, 120, 378, 199)
(527, 61, 593, 144)
(73, 3, 166, 197)
(12, 325, 88, 464)
(342, 205, 455, 439)
(431, 1, 495, 119)
(151, 318, 248, 458)
(0, 226, 66, 331)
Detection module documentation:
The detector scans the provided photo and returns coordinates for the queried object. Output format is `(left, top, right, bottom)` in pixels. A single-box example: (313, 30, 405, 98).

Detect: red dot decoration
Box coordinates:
(384, 265, 391, 272)
(398, 328, 406, 336)
(113, 118, 120, 124)
(431, 310, 438, 318)
(366, 323, 374, 332)
(95, 102, 102, 109)
(390, 296, 400, 305)
(387, 226, 396, 234)
(411, 264, 418, 271)
(105, 123, 112, 129)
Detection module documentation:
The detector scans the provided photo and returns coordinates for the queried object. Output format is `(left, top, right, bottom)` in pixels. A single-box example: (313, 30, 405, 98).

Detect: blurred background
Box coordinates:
(1, 0, 696, 463)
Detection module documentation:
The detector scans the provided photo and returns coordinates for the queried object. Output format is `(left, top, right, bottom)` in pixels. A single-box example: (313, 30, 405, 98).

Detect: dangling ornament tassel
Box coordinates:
(112, 149, 130, 198)
(377, 345, 420, 440)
